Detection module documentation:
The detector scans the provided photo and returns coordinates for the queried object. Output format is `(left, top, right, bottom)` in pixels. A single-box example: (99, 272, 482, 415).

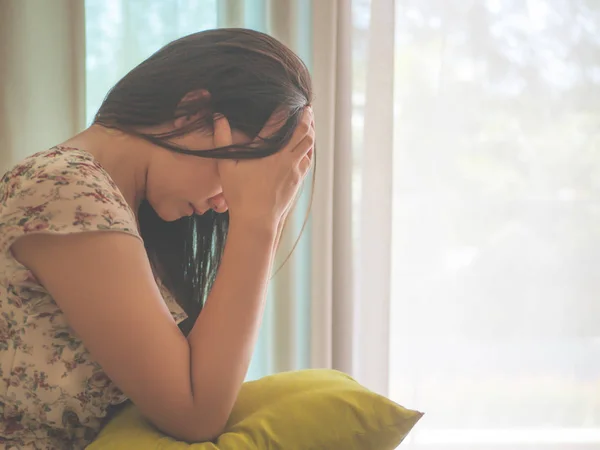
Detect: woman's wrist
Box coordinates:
(228, 214, 279, 240)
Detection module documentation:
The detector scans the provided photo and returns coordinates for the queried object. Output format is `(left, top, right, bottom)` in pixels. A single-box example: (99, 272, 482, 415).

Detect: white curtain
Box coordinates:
(356, 0, 395, 396)
(310, 0, 356, 374)
(0, 0, 85, 174)
(354, 0, 600, 448)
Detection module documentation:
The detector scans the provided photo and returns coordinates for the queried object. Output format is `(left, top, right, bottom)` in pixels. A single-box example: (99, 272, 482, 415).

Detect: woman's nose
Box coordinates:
(209, 193, 228, 213)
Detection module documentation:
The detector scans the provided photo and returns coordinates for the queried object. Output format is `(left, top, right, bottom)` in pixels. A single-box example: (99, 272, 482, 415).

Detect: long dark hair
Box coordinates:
(94, 28, 313, 335)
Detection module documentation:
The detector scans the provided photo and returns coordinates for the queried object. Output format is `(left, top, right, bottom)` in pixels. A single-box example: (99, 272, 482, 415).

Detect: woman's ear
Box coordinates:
(174, 89, 211, 130)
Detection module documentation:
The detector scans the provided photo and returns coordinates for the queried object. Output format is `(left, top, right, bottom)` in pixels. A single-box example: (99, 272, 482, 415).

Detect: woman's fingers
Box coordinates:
(254, 107, 313, 153)
(255, 107, 288, 143)
(213, 114, 233, 148)
(306, 147, 314, 163)
(289, 108, 313, 153)
(288, 129, 314, 163)
(298, 153, 312, 175)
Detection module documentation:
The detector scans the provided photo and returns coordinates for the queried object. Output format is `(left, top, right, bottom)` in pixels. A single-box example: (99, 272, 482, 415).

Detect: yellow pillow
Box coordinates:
(87, 369, 423, 450)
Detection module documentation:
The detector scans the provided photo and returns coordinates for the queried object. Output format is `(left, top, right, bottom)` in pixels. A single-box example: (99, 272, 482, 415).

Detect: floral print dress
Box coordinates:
(0, 147, 187, 449)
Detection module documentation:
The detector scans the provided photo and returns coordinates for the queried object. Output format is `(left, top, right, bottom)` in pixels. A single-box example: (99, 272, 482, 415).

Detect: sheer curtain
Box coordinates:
(0, 0, 85, 174)
(354, 0, 600, 449)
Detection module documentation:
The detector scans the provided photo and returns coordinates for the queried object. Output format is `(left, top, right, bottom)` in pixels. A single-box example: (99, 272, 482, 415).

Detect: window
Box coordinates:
(352, 1, 600, 448)
(85, 0, 217, 125)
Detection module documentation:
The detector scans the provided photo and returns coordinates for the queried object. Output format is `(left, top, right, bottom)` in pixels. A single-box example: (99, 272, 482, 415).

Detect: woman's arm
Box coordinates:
(12, 220, 276, 442)
(185, 217, 277, 437)
(12, 109, 313, 443)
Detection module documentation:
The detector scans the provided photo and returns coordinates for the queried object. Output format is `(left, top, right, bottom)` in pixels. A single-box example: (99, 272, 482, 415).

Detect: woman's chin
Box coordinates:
(158, 209, 189, 222)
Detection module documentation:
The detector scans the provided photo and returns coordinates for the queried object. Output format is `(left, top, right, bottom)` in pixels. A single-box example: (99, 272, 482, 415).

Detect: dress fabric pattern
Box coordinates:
(0, 147, 187, 449)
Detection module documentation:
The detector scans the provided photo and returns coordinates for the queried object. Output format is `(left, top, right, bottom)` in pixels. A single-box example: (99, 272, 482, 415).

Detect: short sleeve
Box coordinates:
(0, 148, 140, 253)
(156, 279, 188, 325)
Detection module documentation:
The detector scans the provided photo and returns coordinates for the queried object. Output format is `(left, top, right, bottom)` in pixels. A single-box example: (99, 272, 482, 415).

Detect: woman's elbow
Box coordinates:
(180, 423, 226, 443)
(153, 412, 227, 444)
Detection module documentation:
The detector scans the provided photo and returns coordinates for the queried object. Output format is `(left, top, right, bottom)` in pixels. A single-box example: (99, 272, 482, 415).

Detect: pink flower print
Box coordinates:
(0, 324, 10, 345)
(80, 189, 112, 204)
(44, 149, 64, 159)
(52, 175, 70, 186)
(36, 172, 49, 183)
(106, 384, 126, 404)
(32, 371, 51, 390)
(11, 161, 34, 178)
(92, 160, 103, 170)
(73, 207, 96, 228)
(0, 189, 10, 204)
(76, 162, 101, 178)
(8, 366, 26, 387)
(3, 417, 25, 435)
(5, 179, 22, 200)
(37, 311, 57, 320)
(89, 371, 111, 389)
(23, 220, 50, 233)
(115, 197, 130, 210)
(3, 402, 20, 419)
(23, 204, 47, 217)
(63, 359, 78, 373)
(75, 392, 90, 405)
(100, 208, 121, 227)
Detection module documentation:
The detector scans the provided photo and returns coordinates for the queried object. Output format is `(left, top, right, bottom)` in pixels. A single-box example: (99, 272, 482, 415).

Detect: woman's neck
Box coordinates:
(59, 124, 151, 216)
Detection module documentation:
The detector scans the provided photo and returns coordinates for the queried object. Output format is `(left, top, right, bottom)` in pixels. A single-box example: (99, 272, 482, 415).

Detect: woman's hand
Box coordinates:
(215, 108, 314, 228)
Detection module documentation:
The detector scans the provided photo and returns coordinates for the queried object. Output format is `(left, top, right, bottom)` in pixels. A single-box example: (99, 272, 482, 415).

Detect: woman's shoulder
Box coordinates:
(2, 146, 129, 208)
(0, 146, 139, 251)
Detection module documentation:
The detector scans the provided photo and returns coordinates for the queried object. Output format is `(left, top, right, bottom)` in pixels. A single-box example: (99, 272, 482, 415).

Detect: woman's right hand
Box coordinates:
(215, 107, 314, 227)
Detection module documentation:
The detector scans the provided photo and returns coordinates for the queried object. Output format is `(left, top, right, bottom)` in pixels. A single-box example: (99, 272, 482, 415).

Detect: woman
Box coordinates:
(0, 28, 314, 449)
